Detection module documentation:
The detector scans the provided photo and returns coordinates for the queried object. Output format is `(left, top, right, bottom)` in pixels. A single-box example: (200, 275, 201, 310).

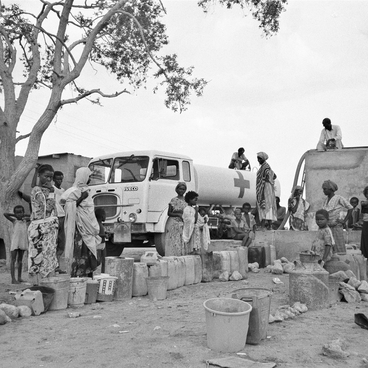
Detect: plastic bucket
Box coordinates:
(94, 274, 118, 302)
(146, 276, 169, 301)
(85, 279, 99, 304)
(203, 298, 252, 353)
(231, 288, 272, 345)
(68, 278, 87, 308)
(25, 286, 55, 312)
(40, 276, 70, 311)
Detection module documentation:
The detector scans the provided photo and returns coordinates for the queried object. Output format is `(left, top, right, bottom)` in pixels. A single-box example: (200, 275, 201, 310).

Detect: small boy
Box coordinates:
(311, 209, 334, 266)
(95, 208, 106, 273)
(241, 202, 257, 244)
(4, 205, 30, 284)
(345, 197, 361, 229)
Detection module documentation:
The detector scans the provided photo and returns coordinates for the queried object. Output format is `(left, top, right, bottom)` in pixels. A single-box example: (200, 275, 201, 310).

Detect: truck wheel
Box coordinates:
(154, 217, 173, 256)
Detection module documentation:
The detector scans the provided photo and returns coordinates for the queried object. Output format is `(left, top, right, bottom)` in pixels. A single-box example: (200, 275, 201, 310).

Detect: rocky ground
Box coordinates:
(1, 257, 368, 368)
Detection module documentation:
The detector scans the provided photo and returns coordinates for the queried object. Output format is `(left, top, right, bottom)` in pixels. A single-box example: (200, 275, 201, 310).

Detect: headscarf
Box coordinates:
(257, 152, 269, 161)
(73, 167, 92, 188)
(322, 180, 338, 192)
(176, 182, 187, 191)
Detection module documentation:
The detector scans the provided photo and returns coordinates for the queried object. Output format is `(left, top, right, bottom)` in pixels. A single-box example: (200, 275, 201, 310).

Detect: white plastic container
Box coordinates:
(132, 263, 148, 296)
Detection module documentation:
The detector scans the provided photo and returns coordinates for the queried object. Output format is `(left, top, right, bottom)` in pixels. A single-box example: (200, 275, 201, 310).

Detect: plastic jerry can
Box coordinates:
(14, 290, 44, 316)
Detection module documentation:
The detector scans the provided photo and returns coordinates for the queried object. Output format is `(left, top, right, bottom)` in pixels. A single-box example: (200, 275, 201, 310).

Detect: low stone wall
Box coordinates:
(210, 229, 362, 262)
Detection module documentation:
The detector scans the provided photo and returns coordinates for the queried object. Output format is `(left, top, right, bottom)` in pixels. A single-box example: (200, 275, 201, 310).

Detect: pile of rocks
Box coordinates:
(264, 257, 295, 275)
(332, 270, 368, 303)
(0, 303, 32, 325)
(269, 301, 308, 323)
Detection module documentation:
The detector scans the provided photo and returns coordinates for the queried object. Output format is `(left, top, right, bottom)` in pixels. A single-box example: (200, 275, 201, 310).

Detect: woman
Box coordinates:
(256, 152, 277, 229)
(28, 164, 58, 283)
(61, 167, 100, 276)
(322, 180, 352, 254)
(166, 182, 188, 256)
(288, 186, 310, 231)
(229, 147, 250, 170)
(182, 191, 200, 254)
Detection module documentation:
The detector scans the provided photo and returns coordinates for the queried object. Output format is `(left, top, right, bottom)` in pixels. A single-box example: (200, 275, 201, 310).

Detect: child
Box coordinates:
(311, 209, 334, 266)
(95, 208, 106, 273)
(345, 197, 361, 229)
(360, 186, 368, 259)
(241, 202, 257, 245)
(182, 191, 200, 254)
(197, 207, 211, 252)
(4, 205, 30, 284)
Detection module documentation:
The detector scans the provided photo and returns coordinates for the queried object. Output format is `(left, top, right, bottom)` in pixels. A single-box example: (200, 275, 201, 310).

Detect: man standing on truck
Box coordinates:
(317, 118, 343, 151)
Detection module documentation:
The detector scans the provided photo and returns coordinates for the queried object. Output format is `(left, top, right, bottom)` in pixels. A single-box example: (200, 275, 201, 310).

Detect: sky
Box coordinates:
(10, 0, 368, 207)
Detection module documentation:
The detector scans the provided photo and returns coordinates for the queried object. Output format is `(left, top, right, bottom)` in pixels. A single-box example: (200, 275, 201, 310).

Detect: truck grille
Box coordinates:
(93, 194, 118, 218)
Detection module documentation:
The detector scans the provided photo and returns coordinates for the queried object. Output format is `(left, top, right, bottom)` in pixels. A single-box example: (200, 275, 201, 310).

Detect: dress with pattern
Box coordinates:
(28, 186, 58, 278)
(166, 197, 187, 256)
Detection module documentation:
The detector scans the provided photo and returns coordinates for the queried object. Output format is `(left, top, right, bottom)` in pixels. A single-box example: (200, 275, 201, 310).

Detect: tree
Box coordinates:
(0, 0, 286, 264)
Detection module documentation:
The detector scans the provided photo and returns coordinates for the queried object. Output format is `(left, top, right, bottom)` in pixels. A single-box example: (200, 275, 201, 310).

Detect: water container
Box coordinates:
(14, 289, 44, 316)
(85, 279, 99, 304)
(213, 251, 231, 278)
(176, 257, 186, 287)
(68, 277, 87, 308)
(324, 255, 351, 274)
(270, 244, 276, 265)
(94, 274, 118, 302)
(193, 255, 202, 284)
(105, 257, 134, 301)
(140, 251, 159, 266)
(163, 257, 178, 290)
(229, 251, 239, 274)
(203, 298, 252, 353)
(40, 276, 70, 311)
(149, 260, 168, 278)
(24, 286, 55, 313)
(338, 253, 360, 280)
(237, 247, 248, 279)
(183, 256, 195, 285)
(132, 263, 148, 296)
(201, 251, 214, 282)
(248, 246, 266, 268)
(231, 288, 272, 345)
(146, 276, 169, 301)
(353, 253, 367, 281)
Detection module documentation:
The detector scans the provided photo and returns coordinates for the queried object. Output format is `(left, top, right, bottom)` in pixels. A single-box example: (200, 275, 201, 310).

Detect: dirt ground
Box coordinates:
(1, 258, 368, 368)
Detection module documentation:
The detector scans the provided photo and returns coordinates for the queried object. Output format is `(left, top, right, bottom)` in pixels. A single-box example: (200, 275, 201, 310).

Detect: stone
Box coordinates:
(0, 309, 7, 325)
(339, 282, 361, 303)
(271, 260, 284, 275)
(219, 271, 229, 281)
(330, 270, 349, 281)
(345, 270, 357, 279)
(18, 305, 32, 318)
(229, 271, 243, 281)
(358, 281, 368, 294)
(348, 277, 362, 289)
(361, 294, 368, 302)
(283, 262, 295, 273)
(0, 303, 19, 319)
(280, 257, 289, 263)
(322, 338, 350, 359)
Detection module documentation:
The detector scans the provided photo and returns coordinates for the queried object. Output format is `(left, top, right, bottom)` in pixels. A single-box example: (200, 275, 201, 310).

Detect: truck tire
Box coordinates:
(154, 217, 173, 256)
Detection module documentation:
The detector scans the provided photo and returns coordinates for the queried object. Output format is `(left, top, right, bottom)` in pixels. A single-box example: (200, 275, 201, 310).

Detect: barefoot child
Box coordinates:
(197, 207, 211, 252)
(311, 209, 334, 266)
(4, 205, 30, 284)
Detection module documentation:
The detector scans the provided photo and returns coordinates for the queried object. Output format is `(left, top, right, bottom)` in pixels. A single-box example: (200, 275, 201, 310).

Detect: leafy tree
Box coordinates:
(0, 0, 286, 264)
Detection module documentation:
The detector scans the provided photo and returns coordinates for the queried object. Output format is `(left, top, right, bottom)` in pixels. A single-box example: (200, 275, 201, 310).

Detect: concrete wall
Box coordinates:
(304, 148, 368, 212)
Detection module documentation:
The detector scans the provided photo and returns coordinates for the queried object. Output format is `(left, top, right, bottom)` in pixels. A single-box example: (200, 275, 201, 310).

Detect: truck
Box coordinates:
(87, 150, 281, 255)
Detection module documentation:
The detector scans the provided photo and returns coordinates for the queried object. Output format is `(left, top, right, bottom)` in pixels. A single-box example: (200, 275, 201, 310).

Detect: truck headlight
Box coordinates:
(129, 213, 137, 223)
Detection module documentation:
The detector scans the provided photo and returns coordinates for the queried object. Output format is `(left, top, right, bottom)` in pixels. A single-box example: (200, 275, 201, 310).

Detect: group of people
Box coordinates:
(166, 182, 211, 257)
(5, 165, 106, 284)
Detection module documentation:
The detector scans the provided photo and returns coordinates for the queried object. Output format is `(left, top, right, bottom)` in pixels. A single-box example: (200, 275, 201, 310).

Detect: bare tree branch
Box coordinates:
(15, 132, 31, 143)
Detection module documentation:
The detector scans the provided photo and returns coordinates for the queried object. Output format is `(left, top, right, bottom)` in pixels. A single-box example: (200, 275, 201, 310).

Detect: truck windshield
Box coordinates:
(89, 158, 113, 185)
(111, 156, 149, 183)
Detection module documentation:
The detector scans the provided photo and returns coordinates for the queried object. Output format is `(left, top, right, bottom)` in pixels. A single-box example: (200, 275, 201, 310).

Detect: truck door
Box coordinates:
(147, 157, 180, 222)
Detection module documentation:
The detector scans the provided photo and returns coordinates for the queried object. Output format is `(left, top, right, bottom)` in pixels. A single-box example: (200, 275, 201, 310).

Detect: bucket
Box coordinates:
(203, 298, 252, 353)
(68, 278, 87, 308)
(85, 279, 99, 304)
(25, 286, 55, 312)
(146, 276, 169, 301)
(40, 276, 70, 311)
(231, 288, 272, 345)
(94, 274, 118, 302)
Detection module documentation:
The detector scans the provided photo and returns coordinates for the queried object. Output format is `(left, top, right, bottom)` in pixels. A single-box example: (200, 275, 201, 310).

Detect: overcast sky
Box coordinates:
(12, 0, 368, 206)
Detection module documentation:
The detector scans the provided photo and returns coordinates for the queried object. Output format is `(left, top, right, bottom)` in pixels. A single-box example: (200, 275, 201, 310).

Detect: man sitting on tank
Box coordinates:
(229, 208, 253, 247)
(317, 118, 343, 151)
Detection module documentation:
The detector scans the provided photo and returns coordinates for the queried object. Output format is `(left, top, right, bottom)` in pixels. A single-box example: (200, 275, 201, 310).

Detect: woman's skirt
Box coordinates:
(330, 224, 346, 254)
(166, 218, 185, 256)
(71, 226, 99, 277)
(28, 217, 58, 278)
(361, 221, 368, 258)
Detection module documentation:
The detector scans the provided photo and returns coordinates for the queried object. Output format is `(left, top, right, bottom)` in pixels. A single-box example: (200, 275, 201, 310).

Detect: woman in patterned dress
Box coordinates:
(322, 180, 352, 254)
(166, 182, 187, 256)
(28, 165, 59, 283)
